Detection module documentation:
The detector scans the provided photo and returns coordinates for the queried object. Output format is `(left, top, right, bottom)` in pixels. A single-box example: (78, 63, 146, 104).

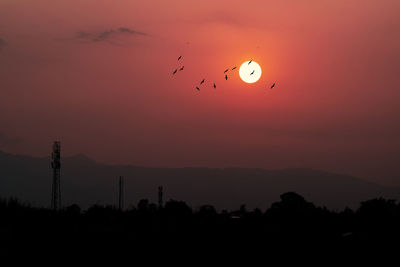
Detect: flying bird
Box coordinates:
(224, 69, 229, 73)
(250, 70, 255, 75)
(225, 74, 228, 80)
(196, 86, 200, 91)
(179, 66, 184, 71)
(200, 79, 205, 85)
(231, 66, 237, 70)
(178, 56, 182, 61)
(270, 83, 276, 89)
(172, 69, 178, 75)
(248, 60, 253, 65)
(213, 83, 216, 89)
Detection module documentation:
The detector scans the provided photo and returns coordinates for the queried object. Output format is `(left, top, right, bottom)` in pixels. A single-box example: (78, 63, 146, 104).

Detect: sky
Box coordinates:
(0, 0, 399, 185)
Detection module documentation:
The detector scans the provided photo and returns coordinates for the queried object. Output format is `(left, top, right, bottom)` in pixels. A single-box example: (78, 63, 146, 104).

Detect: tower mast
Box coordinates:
(51, 141, 61, 210)
(119, 176, 124, 211)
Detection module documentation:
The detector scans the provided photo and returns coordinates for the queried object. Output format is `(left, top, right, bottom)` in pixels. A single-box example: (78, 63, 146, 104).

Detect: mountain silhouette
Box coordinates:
(0, 150, 398, 209)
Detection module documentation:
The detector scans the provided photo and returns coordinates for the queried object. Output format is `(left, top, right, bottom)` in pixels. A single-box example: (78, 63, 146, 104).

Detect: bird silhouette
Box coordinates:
(179, 66, 184, 71)
(270, 83, 276, 89)
(196, 86, 200, 91)
(213, 83, 216, 89)
(250, 70, 255, 75)
(224, 69, 229, 73)
(173, 69, 178, 75)
(178, 56, 182, 61)
(225, 74, 228, 80)
(200, 79, 205, 85)
(231, 66, 237, 70)
(248, 60, 253, 65)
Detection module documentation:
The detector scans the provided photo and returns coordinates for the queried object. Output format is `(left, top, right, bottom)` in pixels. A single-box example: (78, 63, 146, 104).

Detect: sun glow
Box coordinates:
(239, 61, 262, 83)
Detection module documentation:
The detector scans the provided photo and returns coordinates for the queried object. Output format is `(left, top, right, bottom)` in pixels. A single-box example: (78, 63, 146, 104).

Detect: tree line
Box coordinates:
(1, 192, 399, 256)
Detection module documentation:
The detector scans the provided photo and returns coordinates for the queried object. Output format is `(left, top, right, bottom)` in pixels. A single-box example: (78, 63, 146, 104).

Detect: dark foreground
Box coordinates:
(1, 192, 400, 261)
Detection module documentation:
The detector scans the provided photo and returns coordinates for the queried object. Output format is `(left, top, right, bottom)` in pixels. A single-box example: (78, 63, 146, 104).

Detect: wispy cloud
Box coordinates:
(117, 27, 147, 35)
(75, 27, 148, 43)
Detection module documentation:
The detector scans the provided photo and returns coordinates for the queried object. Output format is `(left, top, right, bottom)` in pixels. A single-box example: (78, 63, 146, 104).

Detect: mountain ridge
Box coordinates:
(0, 150, 398, 210)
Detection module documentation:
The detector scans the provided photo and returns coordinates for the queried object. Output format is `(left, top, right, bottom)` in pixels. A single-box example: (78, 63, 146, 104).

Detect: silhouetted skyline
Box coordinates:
(1, 1, 400, 260)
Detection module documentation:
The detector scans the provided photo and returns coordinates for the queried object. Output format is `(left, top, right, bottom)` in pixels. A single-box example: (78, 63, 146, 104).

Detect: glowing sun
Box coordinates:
(239, 61, 262, 83)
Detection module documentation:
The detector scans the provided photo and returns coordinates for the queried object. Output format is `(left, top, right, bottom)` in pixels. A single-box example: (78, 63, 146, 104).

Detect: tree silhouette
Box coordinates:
(1, 193, 400, 256)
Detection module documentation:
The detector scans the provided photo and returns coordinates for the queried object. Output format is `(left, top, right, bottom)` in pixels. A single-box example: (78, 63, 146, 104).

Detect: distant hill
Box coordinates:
(0, 150, 398, 210)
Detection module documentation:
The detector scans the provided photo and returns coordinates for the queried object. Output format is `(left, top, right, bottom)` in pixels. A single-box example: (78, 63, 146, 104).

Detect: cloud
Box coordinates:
(75, 27, 148, 43)
(118, 27, 147, 36)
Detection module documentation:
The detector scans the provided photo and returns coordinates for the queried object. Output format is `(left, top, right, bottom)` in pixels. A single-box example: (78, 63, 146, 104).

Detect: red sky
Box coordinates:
(0, 0, 399, 185)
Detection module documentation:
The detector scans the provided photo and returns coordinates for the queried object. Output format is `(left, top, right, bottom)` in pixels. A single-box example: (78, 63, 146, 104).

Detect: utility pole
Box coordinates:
(51, 141, 61, 210)
(119, 176, 124, 211)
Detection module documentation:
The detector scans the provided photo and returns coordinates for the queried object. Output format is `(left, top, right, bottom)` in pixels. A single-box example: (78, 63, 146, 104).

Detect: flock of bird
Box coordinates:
(171, 56, 276, 91)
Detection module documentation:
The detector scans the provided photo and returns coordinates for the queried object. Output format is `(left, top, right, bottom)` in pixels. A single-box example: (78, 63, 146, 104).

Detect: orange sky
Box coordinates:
(0, 0, 400, 184)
